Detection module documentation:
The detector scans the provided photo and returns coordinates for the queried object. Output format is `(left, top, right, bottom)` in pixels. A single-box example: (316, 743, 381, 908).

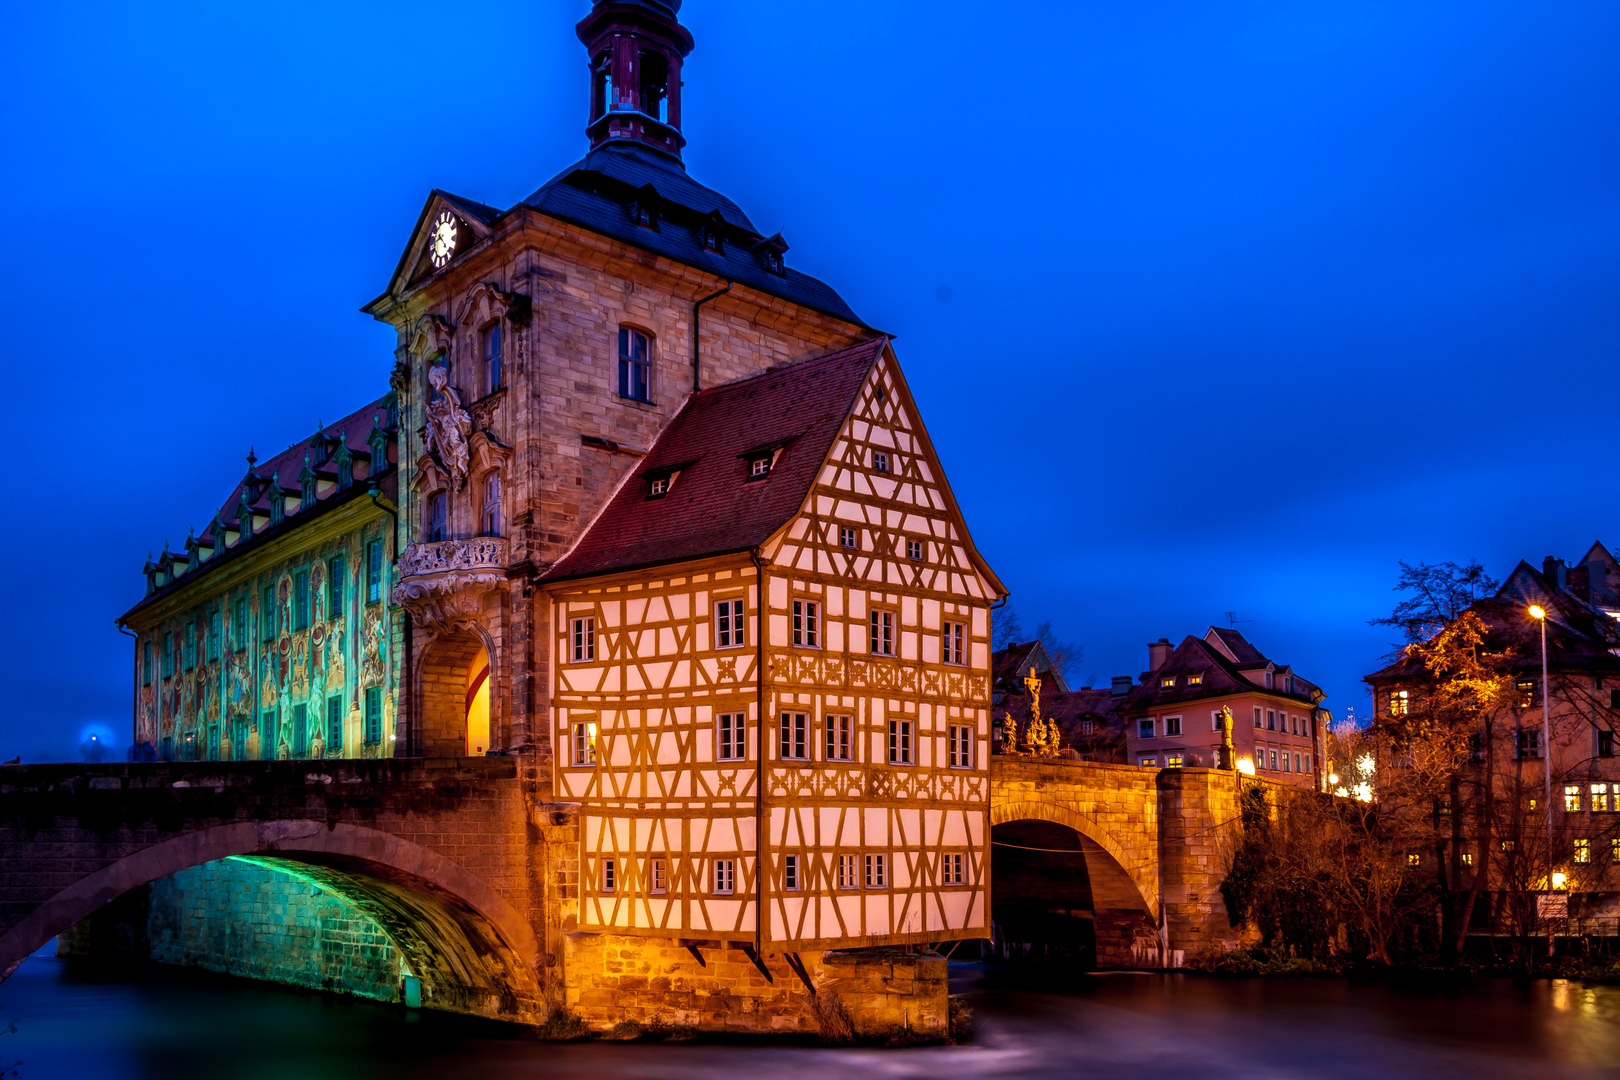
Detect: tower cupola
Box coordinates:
(576, 0, 695, 164)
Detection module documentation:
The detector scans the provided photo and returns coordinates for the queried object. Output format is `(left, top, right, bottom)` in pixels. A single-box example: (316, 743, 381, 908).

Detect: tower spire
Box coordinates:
(576, 0, 695, 164)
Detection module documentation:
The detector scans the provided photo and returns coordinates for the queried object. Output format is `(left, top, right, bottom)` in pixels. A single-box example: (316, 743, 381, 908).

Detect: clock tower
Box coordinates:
(577, 0, 694, 162)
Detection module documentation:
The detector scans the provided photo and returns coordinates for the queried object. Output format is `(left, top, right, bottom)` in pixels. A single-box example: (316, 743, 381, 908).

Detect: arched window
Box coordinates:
(618, 328, 651, 403)
(482, 323, 502, 394)
(481, 474, 502, 537)
(427, 352, 447, 403)
(427, 491, 448, 543)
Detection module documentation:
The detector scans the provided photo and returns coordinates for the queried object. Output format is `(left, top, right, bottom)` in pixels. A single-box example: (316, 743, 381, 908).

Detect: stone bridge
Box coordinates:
(0, 757, 1253, 1027)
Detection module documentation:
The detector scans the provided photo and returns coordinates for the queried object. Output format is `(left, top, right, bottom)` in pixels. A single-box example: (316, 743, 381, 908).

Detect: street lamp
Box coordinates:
(1529, 604, 1554, 957)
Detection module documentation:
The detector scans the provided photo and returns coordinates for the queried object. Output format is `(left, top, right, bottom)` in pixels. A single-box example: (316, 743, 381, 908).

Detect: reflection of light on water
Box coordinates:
(1552, 979, 1572, 1012)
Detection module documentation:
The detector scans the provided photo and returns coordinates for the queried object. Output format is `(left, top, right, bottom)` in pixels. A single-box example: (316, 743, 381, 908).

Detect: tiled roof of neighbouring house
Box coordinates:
(120, 394, 398, 621)
(541, 338, 885, 583)
(1118, 630, 1323, 714)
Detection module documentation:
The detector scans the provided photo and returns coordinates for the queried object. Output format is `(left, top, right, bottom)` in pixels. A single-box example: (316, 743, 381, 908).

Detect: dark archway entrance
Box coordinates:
(414, 630, 489, 758)
(990, 820, 1097, 967)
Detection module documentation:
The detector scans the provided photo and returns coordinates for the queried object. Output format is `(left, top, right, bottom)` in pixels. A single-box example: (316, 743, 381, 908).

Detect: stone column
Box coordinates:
(1157, 768, 1244, 963)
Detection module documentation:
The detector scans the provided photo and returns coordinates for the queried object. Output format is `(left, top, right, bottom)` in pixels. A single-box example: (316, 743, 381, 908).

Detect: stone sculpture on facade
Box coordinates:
(423, 363, 472, 488)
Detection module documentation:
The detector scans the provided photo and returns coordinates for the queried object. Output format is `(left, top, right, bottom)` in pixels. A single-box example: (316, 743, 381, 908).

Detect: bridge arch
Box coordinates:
(0, 820, 545, 1022)
(989, 800, 1158, 917)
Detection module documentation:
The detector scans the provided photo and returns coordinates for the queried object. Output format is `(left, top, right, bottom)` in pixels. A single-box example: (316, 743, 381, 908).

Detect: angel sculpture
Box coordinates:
(424, 363, 473, 487)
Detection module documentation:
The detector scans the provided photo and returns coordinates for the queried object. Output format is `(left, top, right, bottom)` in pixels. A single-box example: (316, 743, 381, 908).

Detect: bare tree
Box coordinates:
(1369, 559, 1498, 654)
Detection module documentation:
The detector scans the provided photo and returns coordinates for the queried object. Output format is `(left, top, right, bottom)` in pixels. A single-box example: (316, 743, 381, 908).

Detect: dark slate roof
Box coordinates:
(990, 640, 1070, 695)
(541, 338, 884, 583)
(1207, 626, 1268, 667)
(121, 395, 398, 622)
(517, 144, 865, 326)
(1118, 633, 1322, 714)
(437, 189, 504, 225)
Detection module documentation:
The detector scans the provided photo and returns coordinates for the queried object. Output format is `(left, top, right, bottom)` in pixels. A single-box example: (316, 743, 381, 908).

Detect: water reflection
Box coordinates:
(5, 954, 1619, 1079)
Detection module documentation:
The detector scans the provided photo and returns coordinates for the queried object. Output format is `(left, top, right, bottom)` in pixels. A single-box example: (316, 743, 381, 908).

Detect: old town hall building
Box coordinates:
(120, 0, 1003, 966)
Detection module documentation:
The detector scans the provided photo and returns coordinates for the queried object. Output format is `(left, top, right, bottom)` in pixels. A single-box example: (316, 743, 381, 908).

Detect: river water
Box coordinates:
(5, 951, 1619, 1079)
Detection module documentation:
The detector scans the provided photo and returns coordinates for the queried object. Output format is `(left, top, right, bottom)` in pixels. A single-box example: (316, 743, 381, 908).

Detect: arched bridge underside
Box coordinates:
(0, 760, 550, 1023)
(989, 758, 1248, 966)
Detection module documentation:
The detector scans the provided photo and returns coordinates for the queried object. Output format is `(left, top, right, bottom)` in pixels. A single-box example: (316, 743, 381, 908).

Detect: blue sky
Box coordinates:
(3, 0, 1618, 760)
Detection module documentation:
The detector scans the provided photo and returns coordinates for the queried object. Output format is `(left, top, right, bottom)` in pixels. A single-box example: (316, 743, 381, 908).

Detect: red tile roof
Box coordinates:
(542, 338, 886, 583)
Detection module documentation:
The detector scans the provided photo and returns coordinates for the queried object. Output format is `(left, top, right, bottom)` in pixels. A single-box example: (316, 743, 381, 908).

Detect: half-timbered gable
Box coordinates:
(542, 339, 1004, 952)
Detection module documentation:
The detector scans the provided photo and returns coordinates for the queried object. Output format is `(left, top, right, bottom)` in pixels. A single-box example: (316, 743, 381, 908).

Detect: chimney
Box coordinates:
(1111, 675, 1133, 696)
(1148, 638, 1172, 672)
(1543, 556, 1566, 588)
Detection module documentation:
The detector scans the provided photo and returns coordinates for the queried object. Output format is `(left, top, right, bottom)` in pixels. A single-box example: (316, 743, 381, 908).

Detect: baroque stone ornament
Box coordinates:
(424, 364, 473, 488)
(392, 537, 508, 633)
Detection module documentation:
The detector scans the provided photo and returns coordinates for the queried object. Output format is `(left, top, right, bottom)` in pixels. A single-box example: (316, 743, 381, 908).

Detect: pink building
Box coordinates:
(1117, 628, 1328, 788)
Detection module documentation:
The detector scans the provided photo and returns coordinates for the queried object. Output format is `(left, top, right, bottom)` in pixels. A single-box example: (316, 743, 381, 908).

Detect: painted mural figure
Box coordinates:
(423, 363, 472, 487)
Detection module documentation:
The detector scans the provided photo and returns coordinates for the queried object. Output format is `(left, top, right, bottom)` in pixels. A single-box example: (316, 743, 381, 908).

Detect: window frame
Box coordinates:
(948, 724, 973, 768)
(839, 526, 858, 549)
(836, 854, 859, 890)
(618, 327, 653, 404)
(780, 711, 808, 761)
(869, 608, 895, 656)
(481, 473, 502, 537)
(366, 540, 384, 604)
(650, 857, 668, 894)
(887, 717, 913, 765)
(906, 539, 923, 561)
(872, 451, 889, 473)
(327, 555, 345, 620)
(825, 714, 853, 762)
(572, 720, 598, 766)
(427, 492, 448, 544)
(363, 687, 382, 745)
(712, 858, 735, 896)
(716, 712, 746, 762)
(791, 598, 819, 648)
(783, 853, 800, 892)
(943, 621, 966, 666)
(864, 853, 887, 889)
(601, 858, 616, 893)
(481, 322, 503, 395)
(715, 598, 746, 649)
(1163, 715, 1182, 737)
(293, 568, 310, 631)
(1137, 718, 1154, 739)
(571, 617, 596, 663)
(326, 695, 343, 753)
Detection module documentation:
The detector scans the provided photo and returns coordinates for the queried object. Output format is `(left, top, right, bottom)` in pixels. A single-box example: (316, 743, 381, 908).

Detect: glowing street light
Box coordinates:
(1235, 757, 1256, 776)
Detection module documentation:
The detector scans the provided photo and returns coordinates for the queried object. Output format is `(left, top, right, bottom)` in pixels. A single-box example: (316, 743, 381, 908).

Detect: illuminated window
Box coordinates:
(1390, 690, 1409, 716)
(572, 720, 597, 766)
(571, 617, 595, 662)
(716, 599, 746, 648)
(1574, 839, 1590, 864)
(1268, 749, 1278, 771)
(864, 853, 887, 888)
(1461, 851, 1474, 867)
(837, 854, 859, 889)
(1407, 853, 1421, 867)
(601, 859, 616, 893)
(1165, 752, 1183, 768)
(870, 609, 894, 655)
(1280, 751, 1291, 773)
(482, 323, 502, 394)
(1138, 755, 1158, 768)
(784, 854, 800, 891)
(1138, 718, 1154, 738)
(1187, 674, 1202, 686)
(717, 713, 746, 761)
(949, 724, 973, 768)
(1500, 839, 1515, 852)
(1164, 716, 1182, 737)
(481, 474, 501, 536)
(907, 539, 923, 561)
(1612, 837, 1620, 864)
(1438, 796, 1451, 816)
(872, 451, 889, 473)
(650, 858, 668, 894)
(712, 859, 735, 895)
(943, 622, 966, 665)
(1566, 785, 1583, 812)
(1161, 676, 1175, 689)
(1593, 783, 1611, 812)
(888, 718, 913, 764)
(780, 712, 808, 760)
(839, 526, 858, 549)
(944, 852, 965, 885)
(618, 327, 652, 403)
(826, 715, 852, 761)
(792, 600, 819, 647)
(1516, 680, 1538, 708)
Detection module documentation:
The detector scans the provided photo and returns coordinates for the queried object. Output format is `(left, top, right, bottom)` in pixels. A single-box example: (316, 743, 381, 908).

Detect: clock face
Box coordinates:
(429, 212, 458, 268)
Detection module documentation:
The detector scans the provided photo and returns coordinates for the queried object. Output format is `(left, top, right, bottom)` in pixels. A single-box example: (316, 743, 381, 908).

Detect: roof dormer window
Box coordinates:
(748, 456, 772, 480)
(1188, 673, 1203, 686)
(646, 469, 680, 499)
(699, 210, 725, 254)
(629, 184, 660, 230)
(1161, 676, 1175, 689)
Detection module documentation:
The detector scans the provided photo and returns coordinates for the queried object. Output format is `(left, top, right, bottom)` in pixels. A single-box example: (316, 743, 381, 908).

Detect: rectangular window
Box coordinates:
(1612, 837, 1620, 865)
(327, 696, 343, 753)
(1160, 676, 1175, 689)
(207, 611, 221, 662)
(948, 724, 973, 768)
(233, 596, 248, 650)
(1573, 839, 1589, 863)
(792, 600, 819, 648)
(483, 323, 503, 394)
(872, 451, 889, 473)
(1137, 718, 1154, 738)
(1164, 716, 1182, 737)
(1139, 754, 1158, 768)
(1593, 783, 1612, 812)
(207, 724, 220, 761)
(944, 852, 965, 885)
(864, 853, 887, 888)
(1566, 784, 1582, 812)
(712, 859, 735, 895)
(650, 858, 668, 894)
(1253, 707, 1262, 729)
(1516, 680, 1538, 708)
(869, 609, 894, 655)
(1600, 730, 1617, 758)
(1268, 749, 1278, 771)
(618, 327, 652, 403)
(1211, 711, 1224, 732)
(363, 687, 382, 745)
(1389, 689, 1409, 715)
(183, 622, 196, 670)
(1082, 719, 1095, 735)
(1518, 729, 1541, 759)
(142, 642, 153, 686)
(427, 494, 447, 543)
(839, 527, 857, 549)
(262, 587, 277, 641)
(571, 617, 596, 662)
(748, 455, 772, 479)
(1187, 674, 1202, 686)
(328, 555, 345, 619)
(1280, 751, 1290, 772)
(780, 712, 808, 760)
(366, 540, 383, 604)
(1461, 851, 1474, 867)
(717, 713, 746, 761)
(784, 854, 800, 891)
(715, 599, 745, 648)
(907, 539, 923, 561)
(293, 569, 310, 630)
(826, 715, 852, 761)
(1267, 710, 1276, 730)
(1407, 852, 1421, 867)
(260, 708, 278, 760)
(291, 703, 308, 758)
(572, 720, 598, 766)
(837, 854, 859, 889)
(1164, 752, 1183, 768)
(481, 474, 501, 536)
(601, 859, 616, 893)
(888, 718, 913, 764)
(943, 622, 965, 665)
